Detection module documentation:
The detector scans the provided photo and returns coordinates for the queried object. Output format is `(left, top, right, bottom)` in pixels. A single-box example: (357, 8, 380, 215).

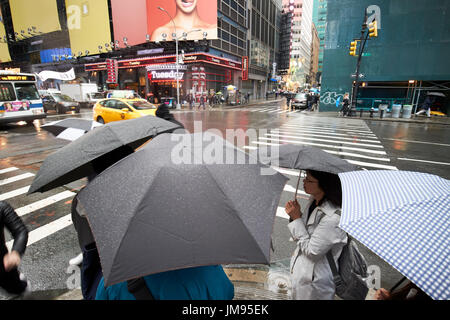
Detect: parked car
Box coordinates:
(292, 93, 308, 109)
(93, 98, 157, 124)
(42, 93, 80, 114)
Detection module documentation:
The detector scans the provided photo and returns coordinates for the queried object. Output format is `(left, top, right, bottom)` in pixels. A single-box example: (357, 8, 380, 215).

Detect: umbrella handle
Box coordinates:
(390, 276, 407, 293)
(290, 171, 302, 223)
(294, 170, 302, 200)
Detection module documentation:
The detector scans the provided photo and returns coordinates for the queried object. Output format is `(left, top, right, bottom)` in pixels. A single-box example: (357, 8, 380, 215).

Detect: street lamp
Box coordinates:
(157, 6, 201, 110)
(157, 6, 182, 109)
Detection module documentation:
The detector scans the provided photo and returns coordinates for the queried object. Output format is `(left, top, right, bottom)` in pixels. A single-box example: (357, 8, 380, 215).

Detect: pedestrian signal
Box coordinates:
(369, 20, 378, 37)
(349, 41, 358, 56)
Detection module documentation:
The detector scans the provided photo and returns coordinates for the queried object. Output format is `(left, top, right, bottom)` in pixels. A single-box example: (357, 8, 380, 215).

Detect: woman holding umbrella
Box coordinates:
(285, 170, 348, 300)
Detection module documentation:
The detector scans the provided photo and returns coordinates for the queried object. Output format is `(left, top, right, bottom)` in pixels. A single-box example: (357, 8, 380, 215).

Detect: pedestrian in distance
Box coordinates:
(284, 170, 347, 300)
(0, 201, 29, 297)
(340, 93, 350, 116)
(306, 92, 313, 111)
(156, 103, 185, 130)
(71, 146, 135, 300)
(415, 95, 435, 118)
(199, 95, 206, 110)
(96, 265, 234, 300)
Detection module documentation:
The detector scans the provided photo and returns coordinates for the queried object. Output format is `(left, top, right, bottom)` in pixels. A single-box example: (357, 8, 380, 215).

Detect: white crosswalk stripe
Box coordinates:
(0, 167, 76, 252)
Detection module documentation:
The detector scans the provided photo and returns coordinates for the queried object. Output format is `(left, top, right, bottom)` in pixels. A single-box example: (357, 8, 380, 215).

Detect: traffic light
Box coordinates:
(349, 40, 358, 56)
(369, 20, 378, 37)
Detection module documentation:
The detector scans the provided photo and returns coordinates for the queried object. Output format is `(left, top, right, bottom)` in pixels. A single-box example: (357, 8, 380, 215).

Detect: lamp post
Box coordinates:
(157, 6, 182, 109)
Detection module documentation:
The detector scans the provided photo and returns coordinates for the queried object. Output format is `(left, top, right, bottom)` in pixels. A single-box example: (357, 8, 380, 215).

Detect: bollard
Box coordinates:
(370, 109, 374, 118)
(360, 109, 363, 118)
(380, 110, 385, 118)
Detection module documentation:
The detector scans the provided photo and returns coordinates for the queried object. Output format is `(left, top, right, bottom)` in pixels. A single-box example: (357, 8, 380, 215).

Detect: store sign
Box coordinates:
(0, 75, 36, 81)
(106, 59, 118, 83)
(242, 56, 249, 81)
(149, 70, 184, 81)
(86, 53, 242, 72)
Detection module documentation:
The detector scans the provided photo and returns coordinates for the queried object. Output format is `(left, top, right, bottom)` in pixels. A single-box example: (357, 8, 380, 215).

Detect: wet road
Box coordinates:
(0, 102, 449, 299)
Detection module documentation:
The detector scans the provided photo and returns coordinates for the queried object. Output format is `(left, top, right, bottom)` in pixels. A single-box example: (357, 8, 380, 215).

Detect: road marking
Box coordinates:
(383, 138, 450, 147)
(280, 124, 376, 135)
(6, 214, 73, 251)
(277, 126, 378, 139)
(345, 159, 398, 170)
(272, 166, 304, 177)
(0, 186, 30, 201)
(255, 138, 387, 155)
(284, 184, 308, 195)
(0, 167, 19, 175)
(242, 146, 258, 150)
(397, 158, 450, 166)
(270, 129, 382, 144)
(276, 207, 289, 220)
(0, 172, 35, 186)
(264, 133, 384, 149)
(322, 150, 391, 162)
(15, 190, 76, 217)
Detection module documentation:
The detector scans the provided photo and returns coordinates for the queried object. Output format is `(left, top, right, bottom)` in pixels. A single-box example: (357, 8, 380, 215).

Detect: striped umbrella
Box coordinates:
(338, 170, 450, 300)
(41, 118, 103, 141)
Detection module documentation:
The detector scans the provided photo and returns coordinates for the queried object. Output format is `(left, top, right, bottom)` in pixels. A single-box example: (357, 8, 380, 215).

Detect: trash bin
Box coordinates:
(402, 104, 413, 119)
(379, 104, 388, 118)
(391, 104, 401, 118)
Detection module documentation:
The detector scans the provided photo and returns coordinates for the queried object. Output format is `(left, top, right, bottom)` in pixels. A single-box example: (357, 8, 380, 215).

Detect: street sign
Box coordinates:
(351, 73, 365, 78)
(362, 53, 372, 57)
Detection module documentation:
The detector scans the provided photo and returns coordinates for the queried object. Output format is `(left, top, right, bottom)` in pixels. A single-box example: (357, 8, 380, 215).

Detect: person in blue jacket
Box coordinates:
(96, 265, 234, 300)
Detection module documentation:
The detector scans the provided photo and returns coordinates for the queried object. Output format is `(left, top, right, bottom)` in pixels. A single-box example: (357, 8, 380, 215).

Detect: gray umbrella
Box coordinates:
(264, 144, 359, 198)
(76, 132, 288, 286)
(41, 118, 103, 141)
(28, 116, 182, 194)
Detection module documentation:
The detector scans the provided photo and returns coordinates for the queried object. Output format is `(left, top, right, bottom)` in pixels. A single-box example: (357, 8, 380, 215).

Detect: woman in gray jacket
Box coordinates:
(285, 170, 347, 300)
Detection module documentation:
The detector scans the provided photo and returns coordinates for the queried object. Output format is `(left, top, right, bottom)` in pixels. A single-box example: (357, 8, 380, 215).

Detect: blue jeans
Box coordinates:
(81, 243, 103, 300)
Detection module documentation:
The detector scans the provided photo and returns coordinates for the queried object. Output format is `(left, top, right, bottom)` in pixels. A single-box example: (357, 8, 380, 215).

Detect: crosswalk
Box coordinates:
(0, 112, 395, 297)
(0, 167, 76, 254)
(242, 115, 398, 220)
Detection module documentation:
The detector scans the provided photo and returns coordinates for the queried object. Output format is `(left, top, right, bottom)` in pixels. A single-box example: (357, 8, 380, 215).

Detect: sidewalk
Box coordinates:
(302, 110, 450, 125)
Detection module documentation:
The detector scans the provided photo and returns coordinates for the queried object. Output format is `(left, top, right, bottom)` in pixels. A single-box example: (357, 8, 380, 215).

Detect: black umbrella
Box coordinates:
(28, 116, 182, 194)
(41, 118, 103, 141)
(76, 132, 289, 286)
(265, 144, 359, 199)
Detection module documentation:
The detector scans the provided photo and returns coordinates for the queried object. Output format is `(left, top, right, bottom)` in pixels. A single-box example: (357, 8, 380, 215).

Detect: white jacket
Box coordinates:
(288, 197, 347, 300)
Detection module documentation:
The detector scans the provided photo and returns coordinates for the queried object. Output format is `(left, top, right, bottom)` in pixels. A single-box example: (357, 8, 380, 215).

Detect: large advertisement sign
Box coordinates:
(9, 0, 61, 35)
(111, 0, 217, 46)
(66, 0, 112, 56)
(0, 10, 11, 63)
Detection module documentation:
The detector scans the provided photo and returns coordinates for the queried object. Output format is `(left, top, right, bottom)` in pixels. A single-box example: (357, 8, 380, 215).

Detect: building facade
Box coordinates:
(0, 0, 267, 104)
(312, 0, 327, 75)
(245, 0, 282, 99)
(310, 23, 320, 87)
(320, 0, 450, 114)
(281, 0, 313, 90)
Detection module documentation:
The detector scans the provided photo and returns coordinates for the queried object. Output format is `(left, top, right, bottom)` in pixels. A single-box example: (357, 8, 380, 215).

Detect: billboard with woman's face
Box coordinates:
(111, 0, 217, 46)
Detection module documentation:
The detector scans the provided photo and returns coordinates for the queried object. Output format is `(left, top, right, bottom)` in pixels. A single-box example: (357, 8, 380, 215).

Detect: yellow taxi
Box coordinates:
(93, 98, 157, 124)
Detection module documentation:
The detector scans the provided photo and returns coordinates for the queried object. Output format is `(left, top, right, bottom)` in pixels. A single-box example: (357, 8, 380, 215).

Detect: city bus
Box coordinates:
(0, 72, 46, 125)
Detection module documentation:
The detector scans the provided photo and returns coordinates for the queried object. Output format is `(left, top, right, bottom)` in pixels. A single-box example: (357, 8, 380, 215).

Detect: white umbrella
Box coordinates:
(338, 170, 450, 300)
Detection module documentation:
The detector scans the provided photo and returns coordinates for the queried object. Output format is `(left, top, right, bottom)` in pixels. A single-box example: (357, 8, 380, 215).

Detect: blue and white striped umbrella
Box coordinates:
(338, 170, 450, 300)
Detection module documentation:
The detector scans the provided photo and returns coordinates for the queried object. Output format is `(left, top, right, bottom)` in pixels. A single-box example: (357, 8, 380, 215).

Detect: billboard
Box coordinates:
(111, 0, 217, 46)
(66, 0, 112, 56)
(9, 0, 61, 35)
(0, 10, 11, 63)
